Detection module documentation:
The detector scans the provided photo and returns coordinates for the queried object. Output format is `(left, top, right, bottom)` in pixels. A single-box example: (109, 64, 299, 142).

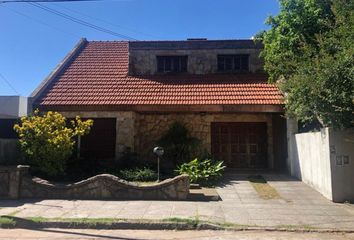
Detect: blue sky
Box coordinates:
(0, 0, 279, 96)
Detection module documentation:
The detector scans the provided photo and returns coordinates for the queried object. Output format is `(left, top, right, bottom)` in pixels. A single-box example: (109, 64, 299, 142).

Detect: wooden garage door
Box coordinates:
(80, 118, 116, 159)
(211, 122, 267, 168)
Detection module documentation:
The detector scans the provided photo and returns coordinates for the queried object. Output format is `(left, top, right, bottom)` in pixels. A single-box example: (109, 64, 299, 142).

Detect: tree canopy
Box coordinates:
(258, 0, 353, 129)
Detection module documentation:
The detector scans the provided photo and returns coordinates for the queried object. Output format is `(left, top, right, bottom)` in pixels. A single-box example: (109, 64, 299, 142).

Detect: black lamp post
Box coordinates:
(153, 146, 164, 182)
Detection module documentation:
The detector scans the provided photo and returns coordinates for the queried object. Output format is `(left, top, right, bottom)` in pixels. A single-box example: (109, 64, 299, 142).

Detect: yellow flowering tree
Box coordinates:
(14, 110, 93, 177)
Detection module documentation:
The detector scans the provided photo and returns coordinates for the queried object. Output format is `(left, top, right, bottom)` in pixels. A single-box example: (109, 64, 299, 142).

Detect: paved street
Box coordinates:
(0, 229, 353, 240)
(1, 174, 354, 230)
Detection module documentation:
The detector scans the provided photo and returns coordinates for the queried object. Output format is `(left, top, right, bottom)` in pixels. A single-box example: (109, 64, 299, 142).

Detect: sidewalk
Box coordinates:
(1, 174, 353, 230)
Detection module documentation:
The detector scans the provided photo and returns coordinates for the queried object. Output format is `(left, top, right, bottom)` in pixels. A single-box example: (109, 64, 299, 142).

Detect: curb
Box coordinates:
(1, 216, 354, 233)
(0, 218, 221, 231)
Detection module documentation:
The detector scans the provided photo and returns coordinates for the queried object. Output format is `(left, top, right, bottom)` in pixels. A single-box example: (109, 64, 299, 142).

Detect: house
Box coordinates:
(30, 38, 287, 170)
(0, 96, 28, 163)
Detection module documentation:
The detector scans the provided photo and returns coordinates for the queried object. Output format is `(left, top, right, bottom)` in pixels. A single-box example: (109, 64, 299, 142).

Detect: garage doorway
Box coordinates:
(80, 118, 116, 159)
(211, 122, 268, 168)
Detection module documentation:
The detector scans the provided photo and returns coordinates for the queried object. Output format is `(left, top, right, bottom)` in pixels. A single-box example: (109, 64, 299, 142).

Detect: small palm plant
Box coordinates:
(176, 158, 226, 186)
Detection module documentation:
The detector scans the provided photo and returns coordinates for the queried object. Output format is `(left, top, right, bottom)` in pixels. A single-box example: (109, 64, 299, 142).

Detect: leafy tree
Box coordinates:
(258, 0, 353, 128)
(14, 110, 93, 177)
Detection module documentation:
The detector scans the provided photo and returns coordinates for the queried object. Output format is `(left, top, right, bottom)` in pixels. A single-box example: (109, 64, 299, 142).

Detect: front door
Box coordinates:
(211, 122, 267, 168)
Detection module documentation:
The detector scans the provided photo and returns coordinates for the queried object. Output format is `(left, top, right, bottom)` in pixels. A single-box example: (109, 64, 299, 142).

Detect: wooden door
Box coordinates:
(211, 122, 267, 168)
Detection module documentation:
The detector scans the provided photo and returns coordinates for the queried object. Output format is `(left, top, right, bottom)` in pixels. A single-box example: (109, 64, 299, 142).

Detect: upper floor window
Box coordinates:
(217, 54, 249, 72)
(157, 56, 187, 73)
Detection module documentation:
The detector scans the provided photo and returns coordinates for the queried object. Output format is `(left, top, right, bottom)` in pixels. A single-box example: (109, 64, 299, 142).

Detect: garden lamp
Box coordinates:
(153, 146, 164, 182)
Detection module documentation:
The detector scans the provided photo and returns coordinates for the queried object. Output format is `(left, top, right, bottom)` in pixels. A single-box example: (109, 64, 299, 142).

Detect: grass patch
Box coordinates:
(25, 217, 203, 228)
(6, 216, 224, 229)
(162, 217, 250, 229)
(5, 217, 130, 228)
(0, 216, 328, 231)
(26, 217, 127, 225)
(0, 215, 253, 229)
(248, 175, 281, 200)
(276, 224, 315, 230)
(25, 217, 48, 223)
(163, 217, 199, 227)
(0, 216, 16, 228)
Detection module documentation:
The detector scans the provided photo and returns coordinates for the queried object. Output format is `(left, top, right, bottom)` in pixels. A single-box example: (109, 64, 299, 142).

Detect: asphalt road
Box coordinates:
(0, 229, 353, 240)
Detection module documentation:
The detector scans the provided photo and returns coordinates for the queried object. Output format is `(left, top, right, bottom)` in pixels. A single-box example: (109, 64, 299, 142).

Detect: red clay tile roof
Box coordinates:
(35, 41, 283, 107)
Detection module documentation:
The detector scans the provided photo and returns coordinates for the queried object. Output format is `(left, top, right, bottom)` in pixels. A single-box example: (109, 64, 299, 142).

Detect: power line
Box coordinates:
(0, 73, 20, 95)
(55, 4, 159, 39)
(1, 0, 100, 3)
(28, 2, 138, 40)
(0, 4, 80, 38)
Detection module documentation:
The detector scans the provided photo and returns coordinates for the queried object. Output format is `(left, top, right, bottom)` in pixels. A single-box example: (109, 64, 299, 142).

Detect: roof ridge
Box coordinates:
(88, 40, 129, 43)
(87, 39, 258, 43)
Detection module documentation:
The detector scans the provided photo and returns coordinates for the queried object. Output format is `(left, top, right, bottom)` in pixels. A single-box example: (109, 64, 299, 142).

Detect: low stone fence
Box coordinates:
(0, 166, 20, 198)
(1, 165, 190, 200)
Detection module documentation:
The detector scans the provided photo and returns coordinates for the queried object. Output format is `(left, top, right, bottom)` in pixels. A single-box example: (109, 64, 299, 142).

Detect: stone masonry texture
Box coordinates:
(0, 166, 190, 200)
(129, 48, 263, 75)
(59, 111, 274, 167)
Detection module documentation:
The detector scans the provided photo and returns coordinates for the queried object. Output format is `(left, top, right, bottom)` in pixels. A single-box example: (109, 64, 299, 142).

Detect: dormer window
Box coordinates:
(157, 56, 187, 73)
(218, 54, 249, 72)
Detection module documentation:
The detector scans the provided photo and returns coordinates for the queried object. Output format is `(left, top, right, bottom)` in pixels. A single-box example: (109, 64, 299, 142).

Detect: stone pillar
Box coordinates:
(8, 165, 29, 199)
(286, 118, 299, 176)
(115, 112, 136, 160)
(266, 117, 274, 169)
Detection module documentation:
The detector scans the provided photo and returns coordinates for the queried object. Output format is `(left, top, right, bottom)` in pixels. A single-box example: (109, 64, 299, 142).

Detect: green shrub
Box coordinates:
(176, 158, 226, 186)
(13, 109, 93, 177)
(157, 122, 201, 169)
(119, 167, 157, 182)
(117, 147, 142, 169)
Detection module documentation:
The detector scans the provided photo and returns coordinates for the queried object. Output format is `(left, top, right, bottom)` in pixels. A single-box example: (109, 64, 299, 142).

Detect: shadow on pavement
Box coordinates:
(26, 228, 150, 240)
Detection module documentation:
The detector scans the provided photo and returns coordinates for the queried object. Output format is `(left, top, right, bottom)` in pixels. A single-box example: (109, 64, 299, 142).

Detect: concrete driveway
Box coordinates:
(0, 173, 353, 230)
(216, 173, 354, 229)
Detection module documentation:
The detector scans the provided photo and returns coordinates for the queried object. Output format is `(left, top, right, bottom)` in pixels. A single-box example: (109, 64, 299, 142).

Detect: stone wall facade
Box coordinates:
(0, 167, 10, 197)
(0, 165, 27, 199)
(136, 113, 274, 168)
(59, 111, 280, 168)
(129, 48, 263, 75)
(60, 111, 137, 160)
(0, 165, 190, 200)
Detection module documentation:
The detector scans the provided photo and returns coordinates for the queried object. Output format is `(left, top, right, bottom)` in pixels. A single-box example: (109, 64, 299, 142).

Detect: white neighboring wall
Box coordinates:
(0, 96, 28, 118)
(295, 128, 333, 200)
(330, 129, 354, 202)
(287, 123, 354, 202)
(0, 96, 28, 164)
